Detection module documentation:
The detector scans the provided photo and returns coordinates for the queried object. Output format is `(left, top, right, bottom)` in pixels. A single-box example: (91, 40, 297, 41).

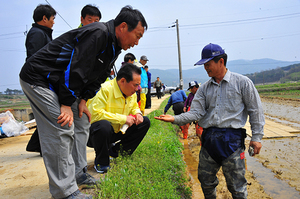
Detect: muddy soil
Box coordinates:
(182, 125, 271, 199)
(257, 97, 300, 196)
(261, 97, 300, 125)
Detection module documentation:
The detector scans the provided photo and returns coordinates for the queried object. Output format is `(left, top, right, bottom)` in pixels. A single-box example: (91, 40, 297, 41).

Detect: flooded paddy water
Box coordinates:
(248, 97, 300, 198)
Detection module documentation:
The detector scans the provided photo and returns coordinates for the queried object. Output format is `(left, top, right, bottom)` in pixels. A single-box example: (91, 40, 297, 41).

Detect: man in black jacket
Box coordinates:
(20, 5, 147, 199)
(25, 4, 56, 60)
(26, 4, 102, 156)
(78, 4, 102, 27)
(25, 4, 56, 155)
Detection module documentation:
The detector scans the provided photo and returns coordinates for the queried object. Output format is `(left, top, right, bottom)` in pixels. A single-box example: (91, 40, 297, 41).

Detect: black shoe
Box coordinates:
(109, 144, 118, 158)
(94, 164, 110, 174)
(76, 172, 96, 187)
(26, 148, 41, 153)
(63, 189, 93, 199)
(26, 148, 42, 157)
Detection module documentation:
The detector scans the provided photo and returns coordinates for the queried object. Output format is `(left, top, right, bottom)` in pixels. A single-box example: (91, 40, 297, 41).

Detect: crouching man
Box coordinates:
(87, 63, 150, 173)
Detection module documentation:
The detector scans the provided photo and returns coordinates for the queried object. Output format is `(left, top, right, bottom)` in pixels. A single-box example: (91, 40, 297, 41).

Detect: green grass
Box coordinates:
(255, 81, 300, 89)
(255, 82, 300, 99)
(259, 89, 300, 99)
(0, 94, 30, 112)
(94, 99, 192, 199)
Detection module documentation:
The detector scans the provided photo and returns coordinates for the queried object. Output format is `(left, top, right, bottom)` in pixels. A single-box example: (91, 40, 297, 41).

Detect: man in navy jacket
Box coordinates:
(25, 4, 56, 155)
(20, 6, 147, 199)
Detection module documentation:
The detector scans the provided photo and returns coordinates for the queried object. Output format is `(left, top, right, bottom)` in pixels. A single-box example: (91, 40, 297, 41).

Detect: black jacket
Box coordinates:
(20, 20, 122, 106)
(25, 23, 53, 60)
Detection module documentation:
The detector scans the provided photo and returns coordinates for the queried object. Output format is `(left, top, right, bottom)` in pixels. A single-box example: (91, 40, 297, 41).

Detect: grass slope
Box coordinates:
(94, 100, 192, 199)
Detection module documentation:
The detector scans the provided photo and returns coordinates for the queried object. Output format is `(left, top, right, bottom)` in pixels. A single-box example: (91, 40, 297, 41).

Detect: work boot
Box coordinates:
(195, 123, 203, 145)
(183, 132, 188, 139)
(181, 124, 189, 139)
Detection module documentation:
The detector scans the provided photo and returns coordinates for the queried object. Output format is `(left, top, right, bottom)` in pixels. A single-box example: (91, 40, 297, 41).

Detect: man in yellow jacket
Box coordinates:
(87, 63, 150, 173)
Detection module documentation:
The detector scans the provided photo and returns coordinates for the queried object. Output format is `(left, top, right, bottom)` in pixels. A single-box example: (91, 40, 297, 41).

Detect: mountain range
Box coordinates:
(149, 59, 300, 88)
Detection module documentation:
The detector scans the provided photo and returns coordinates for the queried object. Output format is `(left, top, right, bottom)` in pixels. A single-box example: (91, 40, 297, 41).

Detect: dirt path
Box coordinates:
(0, 132, 50, 199)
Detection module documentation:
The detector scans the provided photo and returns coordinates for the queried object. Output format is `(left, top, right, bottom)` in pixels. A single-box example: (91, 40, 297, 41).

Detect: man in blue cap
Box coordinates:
(155, 43, 265, 198)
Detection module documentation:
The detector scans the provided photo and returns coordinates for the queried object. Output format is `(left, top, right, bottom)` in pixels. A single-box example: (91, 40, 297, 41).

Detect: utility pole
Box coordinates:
(175, 19, 183, 89)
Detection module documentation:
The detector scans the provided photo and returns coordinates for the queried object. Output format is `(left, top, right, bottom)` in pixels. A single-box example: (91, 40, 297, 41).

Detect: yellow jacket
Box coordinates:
(87, 78, 142, 133)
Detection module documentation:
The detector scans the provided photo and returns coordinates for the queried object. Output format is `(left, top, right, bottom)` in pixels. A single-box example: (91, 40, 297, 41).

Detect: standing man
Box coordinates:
(20, 6, 147, 199)
(155, 43, 265, 198)
(79, 4, 101, 27)
(25, 4, 56, 155)
(27, 4, 102, 156)
(25, 4, 56, 60)
(162, 83, 166, 92)
(87, 64, 150, 174)
(26, 4, 102, 156)
(122, 52, 136, 66)
(154, 77, 162, 99)
(135, 55, 149, 115)
(144, 65, 152, 108)
(163, 88, 187, 138)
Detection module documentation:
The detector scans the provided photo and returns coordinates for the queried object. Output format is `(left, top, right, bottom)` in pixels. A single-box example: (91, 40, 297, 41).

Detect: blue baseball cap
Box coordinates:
(194, 43, 225, 66)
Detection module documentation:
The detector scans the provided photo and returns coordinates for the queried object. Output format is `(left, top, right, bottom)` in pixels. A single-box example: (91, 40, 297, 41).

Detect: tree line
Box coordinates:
(1, 88, 23, 95)
(245, 63, 300, 84)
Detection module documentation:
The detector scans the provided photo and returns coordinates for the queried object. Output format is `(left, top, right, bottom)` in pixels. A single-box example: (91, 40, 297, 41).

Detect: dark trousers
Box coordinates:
(172, 102, 184, 115)
(156, 87, 162, 99)
(26, 129, 41, 152)
(88, 116, 150, 166)
(199, 127, 247, 198)
(145, 88, 151, 108)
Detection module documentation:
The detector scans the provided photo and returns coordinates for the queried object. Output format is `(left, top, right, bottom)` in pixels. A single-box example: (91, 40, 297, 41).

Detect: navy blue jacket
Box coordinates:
(25, 23, 53, 60)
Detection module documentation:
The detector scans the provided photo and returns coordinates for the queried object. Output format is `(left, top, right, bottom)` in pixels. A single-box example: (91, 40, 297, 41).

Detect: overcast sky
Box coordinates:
(1, 0, 300, 92)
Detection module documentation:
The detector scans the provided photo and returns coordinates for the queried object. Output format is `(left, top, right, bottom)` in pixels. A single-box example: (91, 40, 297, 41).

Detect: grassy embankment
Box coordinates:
(93, 98, 192, 199)
(256, 82, 300, 99)
(0, 94, 30, 112)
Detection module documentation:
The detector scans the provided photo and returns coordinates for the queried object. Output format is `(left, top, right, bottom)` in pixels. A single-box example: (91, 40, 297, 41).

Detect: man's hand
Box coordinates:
(135, 113, 143, 125)
(154, 114, 175, 123)
(126, 115, 136, 127)
(249, 141, 262, 156)
(78, 99, 91, 122)
(58, 105, 73, 127)
(183, 107, 187, 112)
